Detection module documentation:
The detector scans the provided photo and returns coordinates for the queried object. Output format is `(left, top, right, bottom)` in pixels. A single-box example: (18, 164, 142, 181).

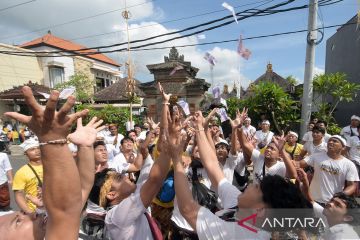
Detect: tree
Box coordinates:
(76, 104, 137, 134)
(55, 72, 94, 103)
(313, 72, 360, 127)
(227, 82, 301, 133)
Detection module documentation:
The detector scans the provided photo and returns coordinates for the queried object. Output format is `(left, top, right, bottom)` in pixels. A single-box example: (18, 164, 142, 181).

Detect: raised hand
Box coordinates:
(229, 109, 242, 129)
(193, 111, 205, 130)
(68, 117, 105, 147)
(272, 131, 286, 151)
(4, 87, 88, 142)
(158, 82, 171, 103)
(146, 117, 160, 131)
(204, 108, 218, 129)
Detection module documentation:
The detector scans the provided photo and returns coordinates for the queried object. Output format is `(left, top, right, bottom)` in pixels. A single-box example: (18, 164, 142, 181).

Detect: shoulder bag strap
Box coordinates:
(290, 143, 297, 159)
(262, 161, 266, 179)
(27, 163, 42, 187)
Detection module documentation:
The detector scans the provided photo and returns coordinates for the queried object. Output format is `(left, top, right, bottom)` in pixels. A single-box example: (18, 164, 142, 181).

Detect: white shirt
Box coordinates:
(195, 179, 270, 240)
(171, 167, 211, 231)
(322, 223, 359, 240)
(220, 153, 244, 184)
(104, 133, 124, 151)
(105, 155, 153, 240)
(346, 136, 360, 165)
(255, 130, 274, 147)
(108, 153, 131, 174)
(340, 125, 359, 141)
(0, 153, 12, 185)
(251, 149, 286, 184)
(305, 152, 359, 203)
(303, 141, 327, 156)
(106, 144, 120, 162)
(242, 125, 256, 137)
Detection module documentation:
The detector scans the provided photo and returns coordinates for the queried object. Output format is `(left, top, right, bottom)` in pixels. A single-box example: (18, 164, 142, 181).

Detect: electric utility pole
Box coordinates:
(300, 0, 318, 137)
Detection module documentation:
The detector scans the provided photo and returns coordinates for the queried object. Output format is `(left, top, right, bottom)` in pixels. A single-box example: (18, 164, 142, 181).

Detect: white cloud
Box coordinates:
(314, 66, 325, 76)
(0, 0, 251, 92)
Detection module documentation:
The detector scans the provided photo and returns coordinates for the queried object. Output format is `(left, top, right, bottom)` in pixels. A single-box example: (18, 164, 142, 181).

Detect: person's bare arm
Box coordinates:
(343, 181, 357, 196)
(5, 87, 89, 239)
(172, 148, 200, 230)
(68, 117, 104, 208)
(140, 82, 173, 208)
(194, 111, 225, 189)
(14, 191, 33, 214)
(273, 133, 297, 179)
(6, 169, 13, 186)
(237, 128, 254, 158)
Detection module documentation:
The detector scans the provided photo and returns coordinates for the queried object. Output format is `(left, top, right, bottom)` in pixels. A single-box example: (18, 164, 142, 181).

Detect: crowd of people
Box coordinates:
(0, 84, 359, 240)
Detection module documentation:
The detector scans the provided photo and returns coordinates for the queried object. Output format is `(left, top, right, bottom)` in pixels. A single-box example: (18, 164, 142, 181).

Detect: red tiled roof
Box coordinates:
(20, 33, 120, 67)
(0, 81, 51, 99)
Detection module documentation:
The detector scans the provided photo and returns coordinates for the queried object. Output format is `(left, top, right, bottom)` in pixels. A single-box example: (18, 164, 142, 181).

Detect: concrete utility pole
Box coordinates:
(300, 0, 318, 137)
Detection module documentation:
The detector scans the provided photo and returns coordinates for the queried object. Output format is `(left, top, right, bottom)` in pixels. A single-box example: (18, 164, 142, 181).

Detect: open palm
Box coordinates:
(68, 117, 105, 147)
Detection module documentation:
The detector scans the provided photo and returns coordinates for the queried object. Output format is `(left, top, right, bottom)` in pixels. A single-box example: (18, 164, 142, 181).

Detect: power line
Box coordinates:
(0, 0, 36, 13)
(0, 0, 156, 41)
(1, 21, 356, 58)
(0, 0, 345, 56)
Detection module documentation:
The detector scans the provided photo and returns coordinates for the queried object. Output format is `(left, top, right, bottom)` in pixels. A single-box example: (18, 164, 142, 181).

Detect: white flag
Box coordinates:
(217, 108, 229, 122)
(222, 2, 238, 24)
(177, 100, 190, 116)
(220, 98, 228, 109)
(59, 86, 76, 99)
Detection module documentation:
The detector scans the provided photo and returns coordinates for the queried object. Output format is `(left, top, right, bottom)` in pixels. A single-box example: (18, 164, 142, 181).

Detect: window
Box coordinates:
(96, 77, 105, 92)
(49, 67, 64, 88)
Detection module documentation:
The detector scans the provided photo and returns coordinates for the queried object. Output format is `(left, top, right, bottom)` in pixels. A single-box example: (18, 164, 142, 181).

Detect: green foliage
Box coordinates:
(76, 104, 133, 134)
(55, 72, 94, 103)
(227, 82, 301, 133)
(286, 75, 298, 85)
(313, 72, 360, 124)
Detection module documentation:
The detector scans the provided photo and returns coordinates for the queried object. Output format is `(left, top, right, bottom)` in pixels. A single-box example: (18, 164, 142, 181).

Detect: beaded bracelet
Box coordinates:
(39, 139, 68, 146)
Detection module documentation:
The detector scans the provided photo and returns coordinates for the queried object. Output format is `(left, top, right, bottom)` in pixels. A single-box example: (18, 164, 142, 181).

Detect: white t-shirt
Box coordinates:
(220, 153, 244, 184)
(303, 141, 327, 156)
(242, 125, 256, 137)
(340, 125, 359, 141)
(322, 223, 359, 240)
(255, 130, 274, 147)
(171, 167, 212, 231)
(305, 152, 359, 203)
(105, 155, 153, 240)
(0, 153, 12, 185)
(195, 179, 270, 240)
(108, 153, 130, 174)
(346, 136, 360, 165)
(251, 149, 286, 183)
(104, 133, 124, 151)
(106, 144, 120, 162)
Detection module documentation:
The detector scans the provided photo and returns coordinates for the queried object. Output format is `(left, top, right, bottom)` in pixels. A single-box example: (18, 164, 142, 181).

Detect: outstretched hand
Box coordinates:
(158, 82, 171, 103)
(4, 87, 89, 142)
(272, 131, 286, 151)
(68, 117, 105, 147)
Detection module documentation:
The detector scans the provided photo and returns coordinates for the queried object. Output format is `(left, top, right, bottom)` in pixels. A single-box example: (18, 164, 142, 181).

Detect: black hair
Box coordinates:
(311, 125, 326, 135)
(120, 136, 134, 145)
(88, 168, 115, 205)
(333, 192, 360, 225)
(126, 130, 136, 137)
(134, 124, 141, 129)
(259, 175, 315, 232)
(357, 125, 360, 130)
(93, 141, 106, 149)
(316, 120, 328, 127)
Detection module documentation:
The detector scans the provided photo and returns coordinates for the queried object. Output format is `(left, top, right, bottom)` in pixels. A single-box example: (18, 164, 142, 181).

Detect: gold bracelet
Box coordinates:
(195, 128, 205, 132)
(39, 139, 68, 146)
(162, 102, 170, 105)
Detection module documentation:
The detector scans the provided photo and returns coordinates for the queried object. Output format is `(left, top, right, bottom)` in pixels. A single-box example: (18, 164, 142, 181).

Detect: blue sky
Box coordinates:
(0, 0, 357, 90)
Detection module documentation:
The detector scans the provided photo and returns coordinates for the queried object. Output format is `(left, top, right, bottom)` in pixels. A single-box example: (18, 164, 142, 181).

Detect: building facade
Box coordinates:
(325, 15, 360, 125)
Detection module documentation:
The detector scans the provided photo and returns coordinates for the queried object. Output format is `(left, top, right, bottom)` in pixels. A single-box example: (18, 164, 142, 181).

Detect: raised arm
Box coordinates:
(68, 117, 104, 208)
(140, 82, 173, 207)
(273, 133, 297, 179)
(193, 111, 225, 189)
(5, 87, 88, 239)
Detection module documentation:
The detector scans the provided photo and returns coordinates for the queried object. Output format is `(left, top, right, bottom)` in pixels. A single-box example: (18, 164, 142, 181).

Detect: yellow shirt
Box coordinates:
(284, 142, 303, 158)
(12, 164, 43, 211)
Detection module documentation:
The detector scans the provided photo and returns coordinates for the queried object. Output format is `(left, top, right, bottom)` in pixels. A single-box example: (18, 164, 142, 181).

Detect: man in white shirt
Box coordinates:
(241, 117, 256, 137)
(171, 111, 313, 240)
(297, 169, 359, 240)
(104, 124, 124, 151)
(255, 120, 274, 150)
(0, 152, 12, 210)
(341, 115, 360, 141)
(299, 126, 327, 159)
(297, 135, 359, 204)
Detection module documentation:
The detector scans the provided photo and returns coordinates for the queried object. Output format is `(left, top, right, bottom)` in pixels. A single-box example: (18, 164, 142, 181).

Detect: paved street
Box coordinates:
(8, 144, 27, 211)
